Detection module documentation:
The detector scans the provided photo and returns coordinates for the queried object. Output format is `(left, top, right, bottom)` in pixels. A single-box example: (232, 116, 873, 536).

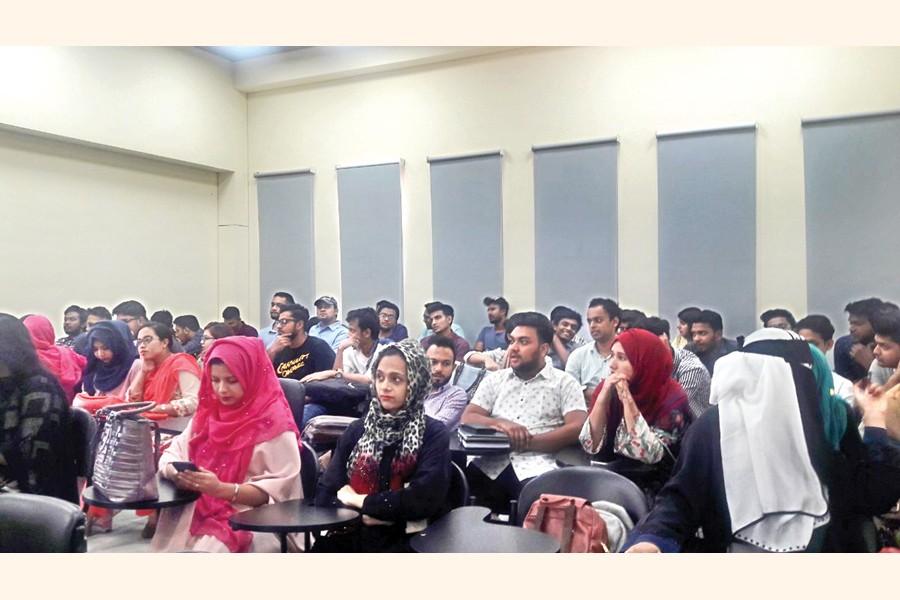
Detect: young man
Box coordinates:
(269, 303, 335, 381)
(85, 306, 112, 332)
(421, 303, 471, 362)
(759, 308, 797, 331)
(474, 296, 510, 352)
(461, 312, 586, 514)
(424, 337, 469, 431)
(618, 308, 647, 332)
(685, 309, 740, 376)
(113, 300, 149, 338)
(375, 299, 409, 344)
(547, 305, 585, 370)
(566, 297, 621, 404)
(307, 295, 349, 352)
(870, 306, 900, 389)
(834, 298, 885, 383)
(258, 292, 295, 348)
(173, 314, 203, 358)
(795, 314, 854, 404)
(417, 300, 467, 341)
(56, 304, 86, 349)
(222, 306, 259, 338)
(640, 316, 712, 419)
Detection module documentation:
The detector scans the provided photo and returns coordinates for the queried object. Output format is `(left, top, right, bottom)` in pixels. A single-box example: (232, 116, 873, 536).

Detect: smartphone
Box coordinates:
(171, 461, 200, 472)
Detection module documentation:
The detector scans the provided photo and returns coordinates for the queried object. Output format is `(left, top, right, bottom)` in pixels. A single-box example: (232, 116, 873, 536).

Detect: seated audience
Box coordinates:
(834, 297, 884, 382)
(760, 307, 797, 330)
(672, 306, 701, 350)
(308, 295, 349, 352)
(618, 308, 647, 332)
(417, 301, 467, 341)
(421, 303, 471, 362)
(0, 314, 78, 503)
(85, 306, 112, 331)
(796, 314, 854, 404)
(173, 314, 203, 358)
(113, 299, 149, 339)
(150, 310, 174, 328)
(152, 337, 302, 552)
(566, 297, 621, 404)
(222, 306, 259, 338)
(56, 304, 87, 349)
(424, 337, 468, 431)
(23, 314, 87, 403)
(684, 309, 740, 375)
(461, 312, 587, 514)
(80, 320, 141, 399)
(127, 322, 202, 417)
(199, 322, 235, 365)
(268, 303, 335, 381)
(375, 299, 409, 344)
(474, 296, 510, 352)
(548, 305, 586, 370)
(258, 292, 294, 348)
(640, 316, 711, 419)
(624, 329, 900, 553)
(314, 339, 451, 552)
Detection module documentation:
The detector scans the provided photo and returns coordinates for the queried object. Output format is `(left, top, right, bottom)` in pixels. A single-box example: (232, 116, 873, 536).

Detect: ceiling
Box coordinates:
(197, 46, 308, 62)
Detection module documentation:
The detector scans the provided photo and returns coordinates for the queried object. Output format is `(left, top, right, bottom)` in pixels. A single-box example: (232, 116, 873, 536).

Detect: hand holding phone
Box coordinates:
(171, 461, 200, 472)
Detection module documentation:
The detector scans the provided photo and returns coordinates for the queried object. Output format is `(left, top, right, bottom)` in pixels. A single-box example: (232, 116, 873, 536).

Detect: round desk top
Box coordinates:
(228, 499, 360, 534)
(411, 506, 559, 553)
(82, 475, 199, 510)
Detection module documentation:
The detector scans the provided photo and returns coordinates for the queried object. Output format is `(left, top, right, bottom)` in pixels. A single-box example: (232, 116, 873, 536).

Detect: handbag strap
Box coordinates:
(96, 401, 157, 419)
(560, 500, 576, 553)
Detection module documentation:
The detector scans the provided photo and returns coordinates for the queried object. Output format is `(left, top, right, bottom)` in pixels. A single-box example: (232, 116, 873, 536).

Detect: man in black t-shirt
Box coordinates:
(268, 303, 335, 381)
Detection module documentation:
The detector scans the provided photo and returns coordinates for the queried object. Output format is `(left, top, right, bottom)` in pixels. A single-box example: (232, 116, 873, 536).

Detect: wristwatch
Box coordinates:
(334, 369, 343, 379)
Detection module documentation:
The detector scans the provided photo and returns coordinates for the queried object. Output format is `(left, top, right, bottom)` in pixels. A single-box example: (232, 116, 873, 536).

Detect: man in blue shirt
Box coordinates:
(308, 295, 349, 352)
(474, 296, 509, 352)
(258, 291, 295, 349)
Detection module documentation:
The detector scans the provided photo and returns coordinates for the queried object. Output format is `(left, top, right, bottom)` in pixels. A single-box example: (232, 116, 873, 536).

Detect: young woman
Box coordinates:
(196, 321, 235, 368)
(579, 327, 691, 491)
(22, 314, 87, 403)
(0, 314, 77, 502)
(127, 322, 201, 417)
(151, 336, 302, 552)
(80, 320, 141, 399)
(313, 338, 451, 552)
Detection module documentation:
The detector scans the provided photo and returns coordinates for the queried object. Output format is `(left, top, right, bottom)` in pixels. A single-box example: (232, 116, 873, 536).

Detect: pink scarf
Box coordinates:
(23, 314, 86, 402)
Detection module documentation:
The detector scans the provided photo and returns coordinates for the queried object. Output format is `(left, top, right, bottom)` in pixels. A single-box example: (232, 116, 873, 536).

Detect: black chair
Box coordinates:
(447, 461, 471, 510)
(0, 493, 87, 552)
(278, 378, 306, 432)
(512, 466, 650, 526)
(70, 406, 97, 480)
(300, 440, 320, 503)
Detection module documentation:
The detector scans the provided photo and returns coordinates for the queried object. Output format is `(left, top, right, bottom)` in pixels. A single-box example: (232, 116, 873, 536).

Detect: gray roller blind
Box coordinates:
(803, 112, 900, 332)
(336, 162, 403, 316)
(533, 140, 618, 323)
(429, 153, 503, 344)
(256, 171, 315, 327)
(657, 127, 757, 338)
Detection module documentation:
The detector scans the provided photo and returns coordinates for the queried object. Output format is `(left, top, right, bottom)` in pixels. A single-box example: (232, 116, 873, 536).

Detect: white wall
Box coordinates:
(247, 46, 900, 330)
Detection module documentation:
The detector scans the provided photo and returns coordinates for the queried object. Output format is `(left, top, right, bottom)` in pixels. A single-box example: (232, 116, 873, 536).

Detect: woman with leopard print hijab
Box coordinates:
(313, 338, 451, 552)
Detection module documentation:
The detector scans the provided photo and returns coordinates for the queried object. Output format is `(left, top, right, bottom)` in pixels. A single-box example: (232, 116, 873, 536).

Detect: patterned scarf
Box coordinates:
(347, 338, 429, 494)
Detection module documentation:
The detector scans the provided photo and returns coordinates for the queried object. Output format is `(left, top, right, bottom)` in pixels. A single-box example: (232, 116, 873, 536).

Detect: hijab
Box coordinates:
(22, 314, 86, 402)
(82, 320, 137, 395)
(188, 336, 300, 552)
(347, 338, 430, 495)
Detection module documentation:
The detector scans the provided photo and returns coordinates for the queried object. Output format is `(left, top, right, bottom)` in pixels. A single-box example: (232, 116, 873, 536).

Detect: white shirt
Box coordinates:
(341, 343, 384, 379)
(469, 362, 586, 480)
(565, 342, 613, 392)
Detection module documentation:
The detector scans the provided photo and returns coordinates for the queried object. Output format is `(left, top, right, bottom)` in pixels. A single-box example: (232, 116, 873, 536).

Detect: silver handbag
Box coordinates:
(91, 401, 161, 503)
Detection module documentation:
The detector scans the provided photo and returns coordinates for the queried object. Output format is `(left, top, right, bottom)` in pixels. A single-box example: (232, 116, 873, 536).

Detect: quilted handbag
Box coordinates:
(91, 401, 160, 503)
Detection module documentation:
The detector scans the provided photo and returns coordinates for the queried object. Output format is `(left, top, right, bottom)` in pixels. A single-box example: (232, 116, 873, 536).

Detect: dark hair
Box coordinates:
(483, 296, 510, 314)
(639, 316, 670, 338)
(588, 297, 621, 321)
(759, 308, 796, 329)
(693, 309, 723, 333)
(424, 301, 442, 313)
(844, 298, 884, 320)
(173, 315, 201, 331)
(429, 303, 454, 319)
(619, 309, 647, 329)
(871, 306, 900, 345)
(222, 306, 241, 320)
(347, 307, 379, 340)
(150, 310, 173, 327)
(138, 321, 175, 350)
(112, 300, 147, 319)
(425, 335, 457, 354)
(677, 306, 702, 324)
(279, 303, 310, 328)
(86, 306, 112, 320)
(506, 311, 554, 346)
(0, 313, 48, 379)
(550, 306, 582, 329)
(273, 291, 295, 304)
(376, 300, 401, 320)
(203, 322, 235, 340)
(796, 314, 835, 342)
(64, 305, 87, 324)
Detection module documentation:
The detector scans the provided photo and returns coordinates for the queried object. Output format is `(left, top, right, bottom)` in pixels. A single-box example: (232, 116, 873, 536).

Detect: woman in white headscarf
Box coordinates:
(622, 328, 900, 552)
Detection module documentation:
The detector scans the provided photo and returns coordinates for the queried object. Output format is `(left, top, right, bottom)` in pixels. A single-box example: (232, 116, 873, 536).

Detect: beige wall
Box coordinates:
(247, 46, 900, 327)
(0, 47, 250, 327)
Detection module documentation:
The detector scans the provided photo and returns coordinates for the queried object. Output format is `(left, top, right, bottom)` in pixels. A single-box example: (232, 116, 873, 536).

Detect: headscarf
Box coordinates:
(591, 328, 690, 432)
(81, 320, 138, 395)
(188, 336, 300, 553)
(807, 343, 848, 451)
(143, 352, 201, 406)
(712, 328, 830, 552)
(22, 314, 86, 402)
(347, 338, 430, 494)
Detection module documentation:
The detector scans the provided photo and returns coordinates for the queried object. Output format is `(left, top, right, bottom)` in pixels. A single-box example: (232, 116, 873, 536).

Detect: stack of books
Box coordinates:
(458, 423, 510, 451)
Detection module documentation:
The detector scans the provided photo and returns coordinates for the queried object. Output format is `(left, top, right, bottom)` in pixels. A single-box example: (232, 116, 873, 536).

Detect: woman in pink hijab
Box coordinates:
(23, 314, 87, 403)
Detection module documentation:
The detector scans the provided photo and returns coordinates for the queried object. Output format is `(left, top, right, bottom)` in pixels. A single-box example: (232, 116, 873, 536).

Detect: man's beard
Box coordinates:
(431, 376, 448, 390)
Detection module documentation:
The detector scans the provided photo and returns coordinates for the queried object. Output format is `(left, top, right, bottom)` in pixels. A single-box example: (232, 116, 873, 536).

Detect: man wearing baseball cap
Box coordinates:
(308, 295, 349, 352)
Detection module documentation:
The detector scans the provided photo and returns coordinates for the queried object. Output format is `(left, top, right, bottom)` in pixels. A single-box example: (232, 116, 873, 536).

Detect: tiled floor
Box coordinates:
(85, 510, 153, 553)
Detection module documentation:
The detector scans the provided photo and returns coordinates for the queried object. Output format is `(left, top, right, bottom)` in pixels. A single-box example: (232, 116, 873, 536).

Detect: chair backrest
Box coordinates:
(278, 378, 307, 431)
(514, 466, 650, 526)
(70, 406, 98, 479)
(0, 493, 87, 552)
(447, 461, 470, 510)
(299, 441, 320, 501)
(451, 362, 487, 401)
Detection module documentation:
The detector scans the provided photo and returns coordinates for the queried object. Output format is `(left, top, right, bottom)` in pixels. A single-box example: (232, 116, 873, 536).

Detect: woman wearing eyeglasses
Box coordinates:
(127, 322, 202, 418)
(197, 322, 236, 368)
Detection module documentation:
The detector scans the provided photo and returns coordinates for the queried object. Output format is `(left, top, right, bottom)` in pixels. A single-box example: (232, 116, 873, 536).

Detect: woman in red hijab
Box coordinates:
(22, 314, 87, 403)
(151, 336, 302, 552)
(579, 328, 691, 478)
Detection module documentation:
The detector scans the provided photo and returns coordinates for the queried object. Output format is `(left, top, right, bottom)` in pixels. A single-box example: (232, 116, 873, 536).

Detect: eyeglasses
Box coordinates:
(118, 316, 137, 324)
(201, 335, 216, 343)
(378, 312, 397, 320)
(276, 318, 297, 327)
(137, 336, 159, 346)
